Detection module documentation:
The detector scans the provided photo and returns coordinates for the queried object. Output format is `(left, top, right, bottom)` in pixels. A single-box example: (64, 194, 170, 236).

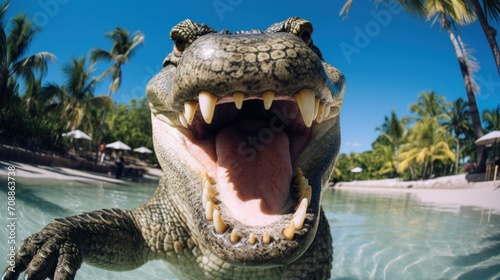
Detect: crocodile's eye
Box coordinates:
(174, 38, 187, 54)
(300, 29, 311, 46)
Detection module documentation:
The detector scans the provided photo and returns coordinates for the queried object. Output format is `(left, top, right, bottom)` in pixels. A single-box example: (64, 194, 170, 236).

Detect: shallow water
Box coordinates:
(1, 178, 499, 279)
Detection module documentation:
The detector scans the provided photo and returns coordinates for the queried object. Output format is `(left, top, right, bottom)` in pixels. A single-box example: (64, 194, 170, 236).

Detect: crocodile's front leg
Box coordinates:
(2, 209, 150, 280)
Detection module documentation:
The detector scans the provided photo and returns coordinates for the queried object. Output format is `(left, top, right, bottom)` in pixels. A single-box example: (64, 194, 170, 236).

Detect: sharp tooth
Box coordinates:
(213, 210, 227, 234)
(282, 221, 295, 240)
(178, 112, 188, 128)
(205, 201, 215, 220)
(296, 168, 304, 178)
(230, 229, 240, 244)
(263, 232, 271, 244)
(323, 105, 330, 120)
(262, 90, 275, 110)
(293, 198, 308, 229)
(316, 103, 325, 123)
(233, 92, 244, 109)
(198, 91, 217, 124)
(294, 89, 316, 127)
(203, 179, 217, 198)
(202, 186, 212, 207)
(203, 173, 216, 185)
(313, 97, 320, 120)
(248, 233, 257, 245)
(183, 101, 198, 125)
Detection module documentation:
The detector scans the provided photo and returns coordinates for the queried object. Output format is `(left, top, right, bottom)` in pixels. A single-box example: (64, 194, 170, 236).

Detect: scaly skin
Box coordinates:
(3, 17, 345, 279)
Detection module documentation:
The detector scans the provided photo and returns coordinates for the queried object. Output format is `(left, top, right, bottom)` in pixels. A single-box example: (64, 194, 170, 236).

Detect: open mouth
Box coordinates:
(170, 88, 334, 244)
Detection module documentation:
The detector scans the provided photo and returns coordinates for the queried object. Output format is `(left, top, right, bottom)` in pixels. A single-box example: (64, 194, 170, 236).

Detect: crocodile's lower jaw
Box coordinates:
(152, 94, 335, 265)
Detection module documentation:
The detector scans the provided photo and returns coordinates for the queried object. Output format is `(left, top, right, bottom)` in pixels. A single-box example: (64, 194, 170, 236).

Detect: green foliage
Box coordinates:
(0, 1, 55, 107)
(104, 98, 155, 161)
(398, 116, 456, 179)
(332, 92, 474, 183)
(482, 105, 500, 131)
(0, 105, 67, 151)
(104, 98, 152, 147)
(0, 4, 152, 164)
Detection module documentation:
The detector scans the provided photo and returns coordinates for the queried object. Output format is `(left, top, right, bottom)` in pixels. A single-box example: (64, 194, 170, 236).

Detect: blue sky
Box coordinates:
(7, 0, 500, 154)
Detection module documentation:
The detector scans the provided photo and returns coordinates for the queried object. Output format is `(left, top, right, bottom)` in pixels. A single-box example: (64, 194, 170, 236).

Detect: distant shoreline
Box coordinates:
(0, 160, 162, 184)
(334, 174, 495, 189)
(334, 175, 500, 213)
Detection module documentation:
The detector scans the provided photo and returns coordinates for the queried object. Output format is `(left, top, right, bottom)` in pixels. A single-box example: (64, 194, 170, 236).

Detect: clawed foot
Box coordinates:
(3, 223, 82, 280)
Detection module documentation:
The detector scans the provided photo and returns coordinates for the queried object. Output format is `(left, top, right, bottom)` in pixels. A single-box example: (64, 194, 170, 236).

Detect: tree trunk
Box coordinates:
(94, 71, 117, 163)
(441, 14, 487, 173)
(94, 110, 108, 163)
(470, 0, 500, 77)
(0, 69, 10, 107)
(455, 136, 460, 174)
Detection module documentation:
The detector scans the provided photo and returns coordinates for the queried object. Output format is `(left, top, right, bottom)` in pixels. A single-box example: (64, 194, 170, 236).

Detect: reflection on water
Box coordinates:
(326, 189, 500, 280)
(1, 179, 499, 279)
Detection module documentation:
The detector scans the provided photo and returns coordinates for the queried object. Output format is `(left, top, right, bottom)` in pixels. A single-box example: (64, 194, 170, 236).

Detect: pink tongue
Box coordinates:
(215, 121, 292, 226)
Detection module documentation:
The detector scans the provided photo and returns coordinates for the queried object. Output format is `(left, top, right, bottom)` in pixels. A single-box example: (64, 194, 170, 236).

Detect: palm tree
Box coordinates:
(42, 57, 113, 132)
(341, 0, 500, 76)
(421, 0, 488, 172)
(372, 142, 397, 177)
(398, 117, 456, 179)
(445, 97, 471, 173)
(409, 91, 450, 121)
(89, 27, 144, 161)
(342, 0, 488, 172)
(482, 105, 500, 131)
(0, 1, 55, 107)
(375, 109, 408, 174)
(468, 0, 500, 76)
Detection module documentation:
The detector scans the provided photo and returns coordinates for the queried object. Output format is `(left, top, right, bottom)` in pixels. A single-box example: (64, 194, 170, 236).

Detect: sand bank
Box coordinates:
(335, 174, 500, 212)
(0, 160, 162, 184)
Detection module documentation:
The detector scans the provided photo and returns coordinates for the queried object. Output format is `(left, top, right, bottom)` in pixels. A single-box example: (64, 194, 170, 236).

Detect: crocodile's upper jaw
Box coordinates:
(147, 17, 345, 266)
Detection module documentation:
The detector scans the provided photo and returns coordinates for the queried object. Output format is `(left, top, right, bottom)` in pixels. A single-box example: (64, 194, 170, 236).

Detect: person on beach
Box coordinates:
(115, 153, 125, 179)
(99, 144, 106, 163)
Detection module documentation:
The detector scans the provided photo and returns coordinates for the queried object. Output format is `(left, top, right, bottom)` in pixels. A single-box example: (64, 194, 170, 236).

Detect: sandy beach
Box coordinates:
(335, 174, 500, 213)
(0, 160, 163, 184)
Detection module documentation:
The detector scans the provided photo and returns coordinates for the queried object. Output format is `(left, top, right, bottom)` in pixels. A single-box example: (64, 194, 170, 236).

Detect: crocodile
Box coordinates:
(3, 17, 345, 280)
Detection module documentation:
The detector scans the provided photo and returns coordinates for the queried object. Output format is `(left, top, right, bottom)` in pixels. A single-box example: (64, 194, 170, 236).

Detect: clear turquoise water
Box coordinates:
(1, 178, 499, 279)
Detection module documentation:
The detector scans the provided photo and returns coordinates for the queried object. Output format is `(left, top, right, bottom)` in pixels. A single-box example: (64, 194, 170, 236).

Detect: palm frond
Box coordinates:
(483, 0, 500, 22)
(123, 31, 145, 58)
(67, 107, 85, 130)
(0, 1, 9, 26)
(455, 30, 481, 93)
(381, 0, 426, 18)
(12, 51, 56, 78)
(450, 0, 476, 24)
(110, 69, 122, 93)
(7, 14, 39, 64)
(89, 48, 112, 63)
(340, 0, 354, 20)
(0, 2, 7, 65)
(40, 82, 66, 104)
(89, 95, 114, 110)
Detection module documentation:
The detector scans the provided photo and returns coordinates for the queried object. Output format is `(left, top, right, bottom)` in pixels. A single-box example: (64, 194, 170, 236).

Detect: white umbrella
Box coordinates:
(62, 130, 92, 141)
(350, 167, 363, 173)
(475, 131, 500, 146)
(106, 141, 131, 150)
(133, 147, 153, 153)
